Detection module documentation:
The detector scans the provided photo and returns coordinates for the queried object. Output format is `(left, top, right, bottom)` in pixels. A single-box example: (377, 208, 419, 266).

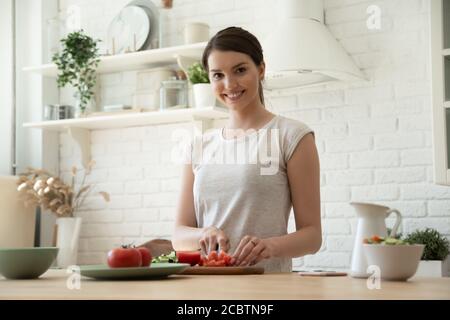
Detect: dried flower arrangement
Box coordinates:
(16, 160, 110, 217)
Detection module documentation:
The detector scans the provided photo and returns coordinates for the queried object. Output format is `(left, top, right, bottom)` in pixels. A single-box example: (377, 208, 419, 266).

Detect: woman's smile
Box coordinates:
(222, 90, 245, 103)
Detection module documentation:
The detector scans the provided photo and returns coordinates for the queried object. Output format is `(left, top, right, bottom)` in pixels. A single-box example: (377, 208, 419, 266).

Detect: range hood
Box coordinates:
(263, 0, 366, 89)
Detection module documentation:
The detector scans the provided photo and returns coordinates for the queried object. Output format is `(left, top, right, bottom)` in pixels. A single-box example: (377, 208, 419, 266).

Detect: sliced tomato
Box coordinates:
(371, 235, 383, 243)
(223, 255, 232, 266)
(200, 250, 232, 267)
(208, 250, 218, 261)
(215, 260, 226, 267)
(218, 250, 232, 266)
(205, 260, 225, 267)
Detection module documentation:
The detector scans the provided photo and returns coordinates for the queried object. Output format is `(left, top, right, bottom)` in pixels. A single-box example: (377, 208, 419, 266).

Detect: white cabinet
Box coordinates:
(431, 0, 450, 185)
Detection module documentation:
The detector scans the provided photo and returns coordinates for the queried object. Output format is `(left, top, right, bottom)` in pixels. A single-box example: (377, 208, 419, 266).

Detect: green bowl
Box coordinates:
(0, 247, 59, 279)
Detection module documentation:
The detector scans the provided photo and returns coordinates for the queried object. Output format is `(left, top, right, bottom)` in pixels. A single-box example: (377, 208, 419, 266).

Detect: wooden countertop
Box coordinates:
(1, 269, 449, 300)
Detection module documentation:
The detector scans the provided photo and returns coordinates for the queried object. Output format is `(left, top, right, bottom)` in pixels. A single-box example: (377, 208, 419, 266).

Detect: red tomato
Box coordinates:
(176, 251, 201, 266)
(371, 235, 382, 243)
(137, 247, 152, 267)
(107, 246, 142, 268)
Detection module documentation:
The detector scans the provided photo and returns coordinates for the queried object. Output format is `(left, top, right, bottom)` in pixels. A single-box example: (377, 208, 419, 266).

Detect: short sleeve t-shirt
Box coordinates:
(183, 114, 314, 273)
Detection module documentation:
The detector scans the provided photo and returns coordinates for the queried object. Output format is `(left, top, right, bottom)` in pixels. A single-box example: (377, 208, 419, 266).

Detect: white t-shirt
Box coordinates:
(182, 114, 314, 273)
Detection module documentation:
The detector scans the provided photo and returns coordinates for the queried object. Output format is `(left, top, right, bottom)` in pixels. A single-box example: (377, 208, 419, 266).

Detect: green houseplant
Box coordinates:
(187, 62, 216, 108)
(52, 30, 100, 116)
(187, 62, 209, 84)
(404, 228, 450, 277)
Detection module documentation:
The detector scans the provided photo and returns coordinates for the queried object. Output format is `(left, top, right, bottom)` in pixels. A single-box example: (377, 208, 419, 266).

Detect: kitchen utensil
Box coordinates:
(350, 202, 402, 278)
(0, 247, 59, 279)
(297, 270, 348, 276)
(57, 105, 75, 119)
(363, 244, 424, 281)
(77, 263, 189, 280)
(181, 266, 264, 275)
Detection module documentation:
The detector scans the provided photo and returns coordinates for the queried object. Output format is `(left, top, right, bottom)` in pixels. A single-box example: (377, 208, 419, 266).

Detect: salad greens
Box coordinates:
(364, 235, 411, 245)
(151, 251, 177, 263)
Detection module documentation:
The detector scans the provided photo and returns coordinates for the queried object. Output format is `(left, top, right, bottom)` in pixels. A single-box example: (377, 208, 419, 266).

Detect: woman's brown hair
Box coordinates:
(202, 26, 265, 105)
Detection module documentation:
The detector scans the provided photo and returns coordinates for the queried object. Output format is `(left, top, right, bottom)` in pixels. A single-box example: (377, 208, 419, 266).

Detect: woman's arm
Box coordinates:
(270, 132, 322, 258)
(172, 164, 230, 254)
(232, 132, 322, 265)
(172, 164, 203, 251)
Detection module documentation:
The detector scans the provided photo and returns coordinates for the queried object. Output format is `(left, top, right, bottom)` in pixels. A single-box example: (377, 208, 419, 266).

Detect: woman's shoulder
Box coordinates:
(272, 114, 313, 136)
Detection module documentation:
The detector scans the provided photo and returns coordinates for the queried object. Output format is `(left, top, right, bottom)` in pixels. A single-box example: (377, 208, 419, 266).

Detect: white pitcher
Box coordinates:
(56, 217, 82, 268)
(350, 202, 402, 278)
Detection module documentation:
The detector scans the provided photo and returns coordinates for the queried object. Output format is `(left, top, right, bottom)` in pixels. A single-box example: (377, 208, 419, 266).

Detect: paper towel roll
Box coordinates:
(0, 176, 36, 248)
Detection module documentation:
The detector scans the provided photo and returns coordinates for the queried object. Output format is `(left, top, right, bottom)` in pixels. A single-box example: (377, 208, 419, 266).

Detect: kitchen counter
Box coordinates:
(1, 269, 449, 300)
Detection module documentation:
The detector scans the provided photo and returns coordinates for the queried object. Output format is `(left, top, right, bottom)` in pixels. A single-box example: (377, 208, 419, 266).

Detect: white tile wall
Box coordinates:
(56, 0, 450, 270)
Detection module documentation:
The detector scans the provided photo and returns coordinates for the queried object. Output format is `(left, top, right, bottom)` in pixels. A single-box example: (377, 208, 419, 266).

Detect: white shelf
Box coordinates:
(443, 48, 450, 56)
(23, 42, 207, 77)
(23, 106, 228, 131)
(23, 106, 228, 168)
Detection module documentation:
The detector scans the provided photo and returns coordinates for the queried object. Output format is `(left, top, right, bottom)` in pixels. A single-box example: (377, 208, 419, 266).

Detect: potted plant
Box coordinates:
(52, 30, 100, 117)
(404, 228, 450, 277)
(187, 62, 216, 108)
(16, 161, 110, 268)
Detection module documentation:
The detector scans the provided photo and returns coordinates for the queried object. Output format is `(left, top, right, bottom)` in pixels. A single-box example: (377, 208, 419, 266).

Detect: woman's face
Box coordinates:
(207, 50, 264, 110)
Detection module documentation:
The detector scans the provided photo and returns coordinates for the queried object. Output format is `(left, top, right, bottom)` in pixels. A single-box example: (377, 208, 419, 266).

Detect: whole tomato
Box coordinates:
(107, 246, 142, 268)
(137, 247, 152, 267)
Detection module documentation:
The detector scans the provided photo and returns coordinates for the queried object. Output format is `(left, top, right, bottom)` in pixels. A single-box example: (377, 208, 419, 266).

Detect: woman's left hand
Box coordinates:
(231, 235, 274, 266)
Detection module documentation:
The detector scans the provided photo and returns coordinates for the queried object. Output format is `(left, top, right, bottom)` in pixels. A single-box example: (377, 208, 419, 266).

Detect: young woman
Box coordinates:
(172, 27, 321, 273)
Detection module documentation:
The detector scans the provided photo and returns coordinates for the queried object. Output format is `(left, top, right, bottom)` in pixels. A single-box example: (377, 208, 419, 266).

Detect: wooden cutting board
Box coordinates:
(180, 266, 264, 275)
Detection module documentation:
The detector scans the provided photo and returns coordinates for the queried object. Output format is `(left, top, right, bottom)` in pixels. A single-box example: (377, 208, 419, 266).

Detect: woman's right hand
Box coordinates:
(199, 226, 230, 255)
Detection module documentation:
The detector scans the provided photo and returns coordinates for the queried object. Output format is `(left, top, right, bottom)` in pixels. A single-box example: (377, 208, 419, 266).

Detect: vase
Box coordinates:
(55, 217, 82, 268)
(183, 22, 209, 45)
(74, 99, 92, 118)
(193, 83, 216, 108)
(413, 258, 450, 278)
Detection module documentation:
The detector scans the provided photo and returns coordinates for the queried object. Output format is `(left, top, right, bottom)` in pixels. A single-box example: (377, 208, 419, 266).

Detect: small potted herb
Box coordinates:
(187, 62, 216, 108)
(52, 30, 100, 117)
(404, 228, 450, 277)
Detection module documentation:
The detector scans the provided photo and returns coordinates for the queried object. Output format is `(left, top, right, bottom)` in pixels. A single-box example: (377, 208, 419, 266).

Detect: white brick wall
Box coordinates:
(56, 0, 450, 271)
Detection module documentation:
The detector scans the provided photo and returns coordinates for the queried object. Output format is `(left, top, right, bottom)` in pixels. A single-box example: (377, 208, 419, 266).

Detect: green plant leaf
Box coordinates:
(52, 29, 100, 113)
(404, 228, 450, 260)
(187, 62, 209, 84)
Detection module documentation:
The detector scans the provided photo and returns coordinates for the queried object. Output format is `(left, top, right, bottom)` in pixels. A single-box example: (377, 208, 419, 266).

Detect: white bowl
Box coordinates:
(363, 244, 425, 281)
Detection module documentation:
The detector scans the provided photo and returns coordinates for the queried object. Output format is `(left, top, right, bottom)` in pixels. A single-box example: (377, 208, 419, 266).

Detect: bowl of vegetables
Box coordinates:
(363, 236, 424, 281)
